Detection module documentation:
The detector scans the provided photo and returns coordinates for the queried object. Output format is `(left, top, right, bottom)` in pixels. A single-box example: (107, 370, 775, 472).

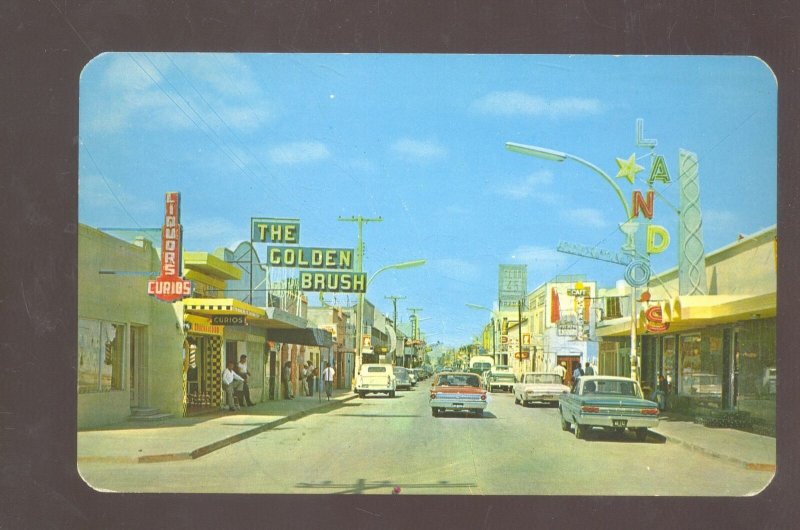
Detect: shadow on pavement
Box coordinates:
(294, 478, 478, 494)
(573, 429, 666, 444)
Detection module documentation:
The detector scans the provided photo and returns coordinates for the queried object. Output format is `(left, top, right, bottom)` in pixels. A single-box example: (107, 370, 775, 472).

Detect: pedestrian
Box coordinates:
(307, 360, 316, 397)
(553, 362, 567, 382)
(584, 361, 595, 376)
(300, 361, 310, 396)
(222, 361, 245, 411)
(237, 355, 256, 406)
(572, 363, 584, 389)
(651, 373, 669, 410)
(322, 361, 335, 400)
(282, 361, 294, 399)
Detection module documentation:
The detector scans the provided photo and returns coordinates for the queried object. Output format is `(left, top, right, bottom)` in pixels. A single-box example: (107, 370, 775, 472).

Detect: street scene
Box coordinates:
(77, 54, 776, 495)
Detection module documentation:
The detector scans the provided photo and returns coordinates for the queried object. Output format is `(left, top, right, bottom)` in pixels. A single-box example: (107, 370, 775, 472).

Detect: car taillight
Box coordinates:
(480, 393, 486, 401)
(581, 406, 600, 413)
(641, 408, 659, 415)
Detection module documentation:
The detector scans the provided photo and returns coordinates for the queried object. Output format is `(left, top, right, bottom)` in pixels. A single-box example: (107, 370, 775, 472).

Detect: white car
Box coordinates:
(513, 372, 570, 406)
(356, 364, 397, 398)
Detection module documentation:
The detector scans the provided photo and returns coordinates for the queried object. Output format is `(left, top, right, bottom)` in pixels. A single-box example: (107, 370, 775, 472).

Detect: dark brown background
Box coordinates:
(2, 1, 797, 528)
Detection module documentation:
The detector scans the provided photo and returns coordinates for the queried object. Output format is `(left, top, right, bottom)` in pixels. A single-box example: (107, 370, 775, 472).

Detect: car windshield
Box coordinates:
(492, 373, 515, 380)
(438, 374, 481, 387)
(471, 362, 492, 372)
(366, 366, 386, 373)
(583, 379, 641, 397)
(526, 374, 561, 384)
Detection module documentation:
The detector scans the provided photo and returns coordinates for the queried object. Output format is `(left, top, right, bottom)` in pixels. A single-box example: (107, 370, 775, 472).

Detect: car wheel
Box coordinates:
(358, 391, 365, 398)
(574, 422, 586, 439)
(514, 394, 520, 405)
(560, 414, 570, 431)
(389, 391, 396, 398)
(432, 408, 438, 417)
(635, 428, 649, 442)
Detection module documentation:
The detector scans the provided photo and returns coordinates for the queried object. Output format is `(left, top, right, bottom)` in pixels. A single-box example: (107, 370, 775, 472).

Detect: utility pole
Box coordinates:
(338, 216, 382, 386)
(385, 295, 406, 365)
(407, 307, 423, 368)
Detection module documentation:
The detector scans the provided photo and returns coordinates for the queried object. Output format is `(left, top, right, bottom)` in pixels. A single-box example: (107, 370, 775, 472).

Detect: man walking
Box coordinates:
(222, 361, 245, 411)
(584, 361, 595, 376)
(282, 361, 294, 399)
(322, 361, 335, 400)
(237, 354, 256, 406)
(553, 362, 567, 382)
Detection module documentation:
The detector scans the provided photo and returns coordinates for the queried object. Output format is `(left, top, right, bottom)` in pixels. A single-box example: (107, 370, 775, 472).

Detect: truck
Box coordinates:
(468, 355, 495, 377)
(355, 363, 396, 398)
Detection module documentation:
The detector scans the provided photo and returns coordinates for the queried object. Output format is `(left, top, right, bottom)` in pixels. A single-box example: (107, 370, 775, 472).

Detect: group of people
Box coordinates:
(282, 360, 336, 401)
(221, 355, 257, 412)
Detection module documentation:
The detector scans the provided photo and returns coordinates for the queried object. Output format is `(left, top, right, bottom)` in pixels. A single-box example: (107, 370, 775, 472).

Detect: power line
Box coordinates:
(80, 140, 143, 228)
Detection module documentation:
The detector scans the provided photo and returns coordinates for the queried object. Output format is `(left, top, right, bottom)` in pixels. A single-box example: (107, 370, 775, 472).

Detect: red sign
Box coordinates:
(644, 305, 670, 333)
(514, 351, 530, 360)
(148, 192, 192, 302)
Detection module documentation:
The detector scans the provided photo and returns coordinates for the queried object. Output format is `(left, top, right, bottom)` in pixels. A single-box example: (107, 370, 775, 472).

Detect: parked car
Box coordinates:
(558, 376, 659, 441)
(356, 364, 396, 398)
(413, 368, 426, 381)
(394, 366, 412, 390)
(429, 372, 487, 417)
(513, 372, 570, 406)
(763, 367, 776, 395)
(485, 369, 516, 393)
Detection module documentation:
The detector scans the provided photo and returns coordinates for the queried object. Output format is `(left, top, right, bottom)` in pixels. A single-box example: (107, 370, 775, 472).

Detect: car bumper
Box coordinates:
(524, 393, 560, 403)
(357, 385, 394, 392)
(429, 398, 487, 411)
(577, 415, 659, 428)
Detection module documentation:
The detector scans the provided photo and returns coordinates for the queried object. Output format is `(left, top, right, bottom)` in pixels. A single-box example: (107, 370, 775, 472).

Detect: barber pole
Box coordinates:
(147, 192, 192, 302)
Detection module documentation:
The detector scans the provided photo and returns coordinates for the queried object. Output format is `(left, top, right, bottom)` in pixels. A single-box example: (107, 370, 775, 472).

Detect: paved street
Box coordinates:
(78, 386, 774, 495)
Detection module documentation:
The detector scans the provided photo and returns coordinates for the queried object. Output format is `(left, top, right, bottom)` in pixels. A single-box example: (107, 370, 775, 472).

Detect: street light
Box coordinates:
(354, 259, 426, 388)
(506, 140, 639, 382)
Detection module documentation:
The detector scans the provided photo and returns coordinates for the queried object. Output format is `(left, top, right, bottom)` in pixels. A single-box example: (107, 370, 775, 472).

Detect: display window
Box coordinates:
(78, 319, 125, 393)
(678, 330, 723, 397)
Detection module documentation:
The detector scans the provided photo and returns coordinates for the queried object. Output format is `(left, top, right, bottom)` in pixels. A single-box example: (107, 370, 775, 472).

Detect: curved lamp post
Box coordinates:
(506, 140, 640, 382)
(354, 259, 426, 387)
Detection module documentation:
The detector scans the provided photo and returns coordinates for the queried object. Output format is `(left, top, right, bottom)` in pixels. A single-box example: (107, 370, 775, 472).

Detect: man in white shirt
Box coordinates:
(553, 362, 567, 382)
(237, 354, 256, 406)
(222, 361, 245, 411)
(322, 361, 335, 400)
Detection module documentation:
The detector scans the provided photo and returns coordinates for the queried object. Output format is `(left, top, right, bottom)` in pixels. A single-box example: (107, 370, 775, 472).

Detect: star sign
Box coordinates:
(615, 153, 644, 184)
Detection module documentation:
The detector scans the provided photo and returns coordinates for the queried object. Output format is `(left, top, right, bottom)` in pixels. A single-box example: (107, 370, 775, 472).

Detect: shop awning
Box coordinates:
(267, 327, 333, 347)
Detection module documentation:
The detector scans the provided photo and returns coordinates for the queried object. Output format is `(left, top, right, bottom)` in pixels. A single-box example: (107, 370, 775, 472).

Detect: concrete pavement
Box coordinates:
(78, 391, 776, 473)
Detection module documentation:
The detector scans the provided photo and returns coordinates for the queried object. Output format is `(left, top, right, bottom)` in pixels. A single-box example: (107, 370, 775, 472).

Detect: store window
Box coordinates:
(661, 336, 676, 390)
(678, 330, 723, 397)
(78, 319, 125, 393)
(736, 318, 776, 402)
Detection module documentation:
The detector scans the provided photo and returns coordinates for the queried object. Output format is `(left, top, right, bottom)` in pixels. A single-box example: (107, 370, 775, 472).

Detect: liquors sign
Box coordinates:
(147, 192, 192, 302)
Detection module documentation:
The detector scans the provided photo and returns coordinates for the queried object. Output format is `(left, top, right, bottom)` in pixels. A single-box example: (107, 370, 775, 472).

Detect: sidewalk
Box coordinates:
(78, 390, 358, 464)
(651, 413, 776, 472)
(79, 393, 776, 471)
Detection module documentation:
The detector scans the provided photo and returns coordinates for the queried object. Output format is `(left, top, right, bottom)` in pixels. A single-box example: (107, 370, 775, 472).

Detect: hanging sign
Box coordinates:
(147, 192, 192, 302)
(210, 315, 247, 326)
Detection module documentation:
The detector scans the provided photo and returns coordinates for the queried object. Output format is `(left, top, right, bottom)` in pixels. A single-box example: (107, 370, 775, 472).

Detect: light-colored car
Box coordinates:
(684, 373, 722, 396)
(356, 364, 397, 398)
(429, 372, 487, 417)
(763, 367, 776, 394)
(486, 370, 516, 393)
(394, 366, 412, 390)
(559, 376, 659, 441)
(513, 372, 570, 406)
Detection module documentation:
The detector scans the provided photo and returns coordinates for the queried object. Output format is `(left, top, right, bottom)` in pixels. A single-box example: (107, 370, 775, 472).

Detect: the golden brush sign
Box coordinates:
(251, 218, 366, 293)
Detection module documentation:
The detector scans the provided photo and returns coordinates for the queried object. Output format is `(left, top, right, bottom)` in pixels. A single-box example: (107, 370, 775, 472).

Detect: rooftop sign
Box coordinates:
(147, 192, 192, 302)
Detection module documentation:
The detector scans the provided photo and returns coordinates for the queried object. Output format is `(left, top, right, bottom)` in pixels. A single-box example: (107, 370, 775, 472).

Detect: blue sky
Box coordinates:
(79, 54, 777, 347)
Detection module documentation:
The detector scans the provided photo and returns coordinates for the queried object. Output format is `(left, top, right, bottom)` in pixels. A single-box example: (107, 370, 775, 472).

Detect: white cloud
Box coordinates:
(391, 138, 447, 161)
(433, 258, 481, 282)
(472, 91, 603, 119)
(268, 141, 331, 165)
(496, 171, 558, 202)
(563, 208, 609, 228)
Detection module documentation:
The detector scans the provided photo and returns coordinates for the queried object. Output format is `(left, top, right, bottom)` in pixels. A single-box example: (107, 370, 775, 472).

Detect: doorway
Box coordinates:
(129, 325, 146, 408)
(559, 355, 582, 387)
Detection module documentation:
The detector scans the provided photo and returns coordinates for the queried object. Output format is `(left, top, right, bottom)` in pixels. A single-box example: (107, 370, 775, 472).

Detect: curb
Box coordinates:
(654, 431, 776, 472)
(135, 393, 359, 464)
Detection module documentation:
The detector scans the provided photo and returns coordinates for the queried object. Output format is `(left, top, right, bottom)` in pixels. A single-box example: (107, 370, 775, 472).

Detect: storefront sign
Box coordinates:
(268, 246, 354, 269)
(557, 322, 578, 336)
(147, 192, 192, 302)
(210, 315, 247, 326)
(498, 264, 527, 309)
(644, 305, 670, 333)
(299, 271, 366, 293)
(557, 241, 632, 266)
(251, 218, 300, 243)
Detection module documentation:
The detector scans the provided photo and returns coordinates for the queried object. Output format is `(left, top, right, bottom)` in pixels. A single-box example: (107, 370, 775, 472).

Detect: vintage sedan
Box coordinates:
(394, 366, 413, 390)
(559, 376, 659, 441)
(486, 369, 517, 393)
(429, 372, 488, 417)
(513, 372, 570, 406)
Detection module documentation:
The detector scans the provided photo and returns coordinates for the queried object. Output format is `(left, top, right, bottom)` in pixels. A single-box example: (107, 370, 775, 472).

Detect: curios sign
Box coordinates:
(147, 192, 192, 302)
